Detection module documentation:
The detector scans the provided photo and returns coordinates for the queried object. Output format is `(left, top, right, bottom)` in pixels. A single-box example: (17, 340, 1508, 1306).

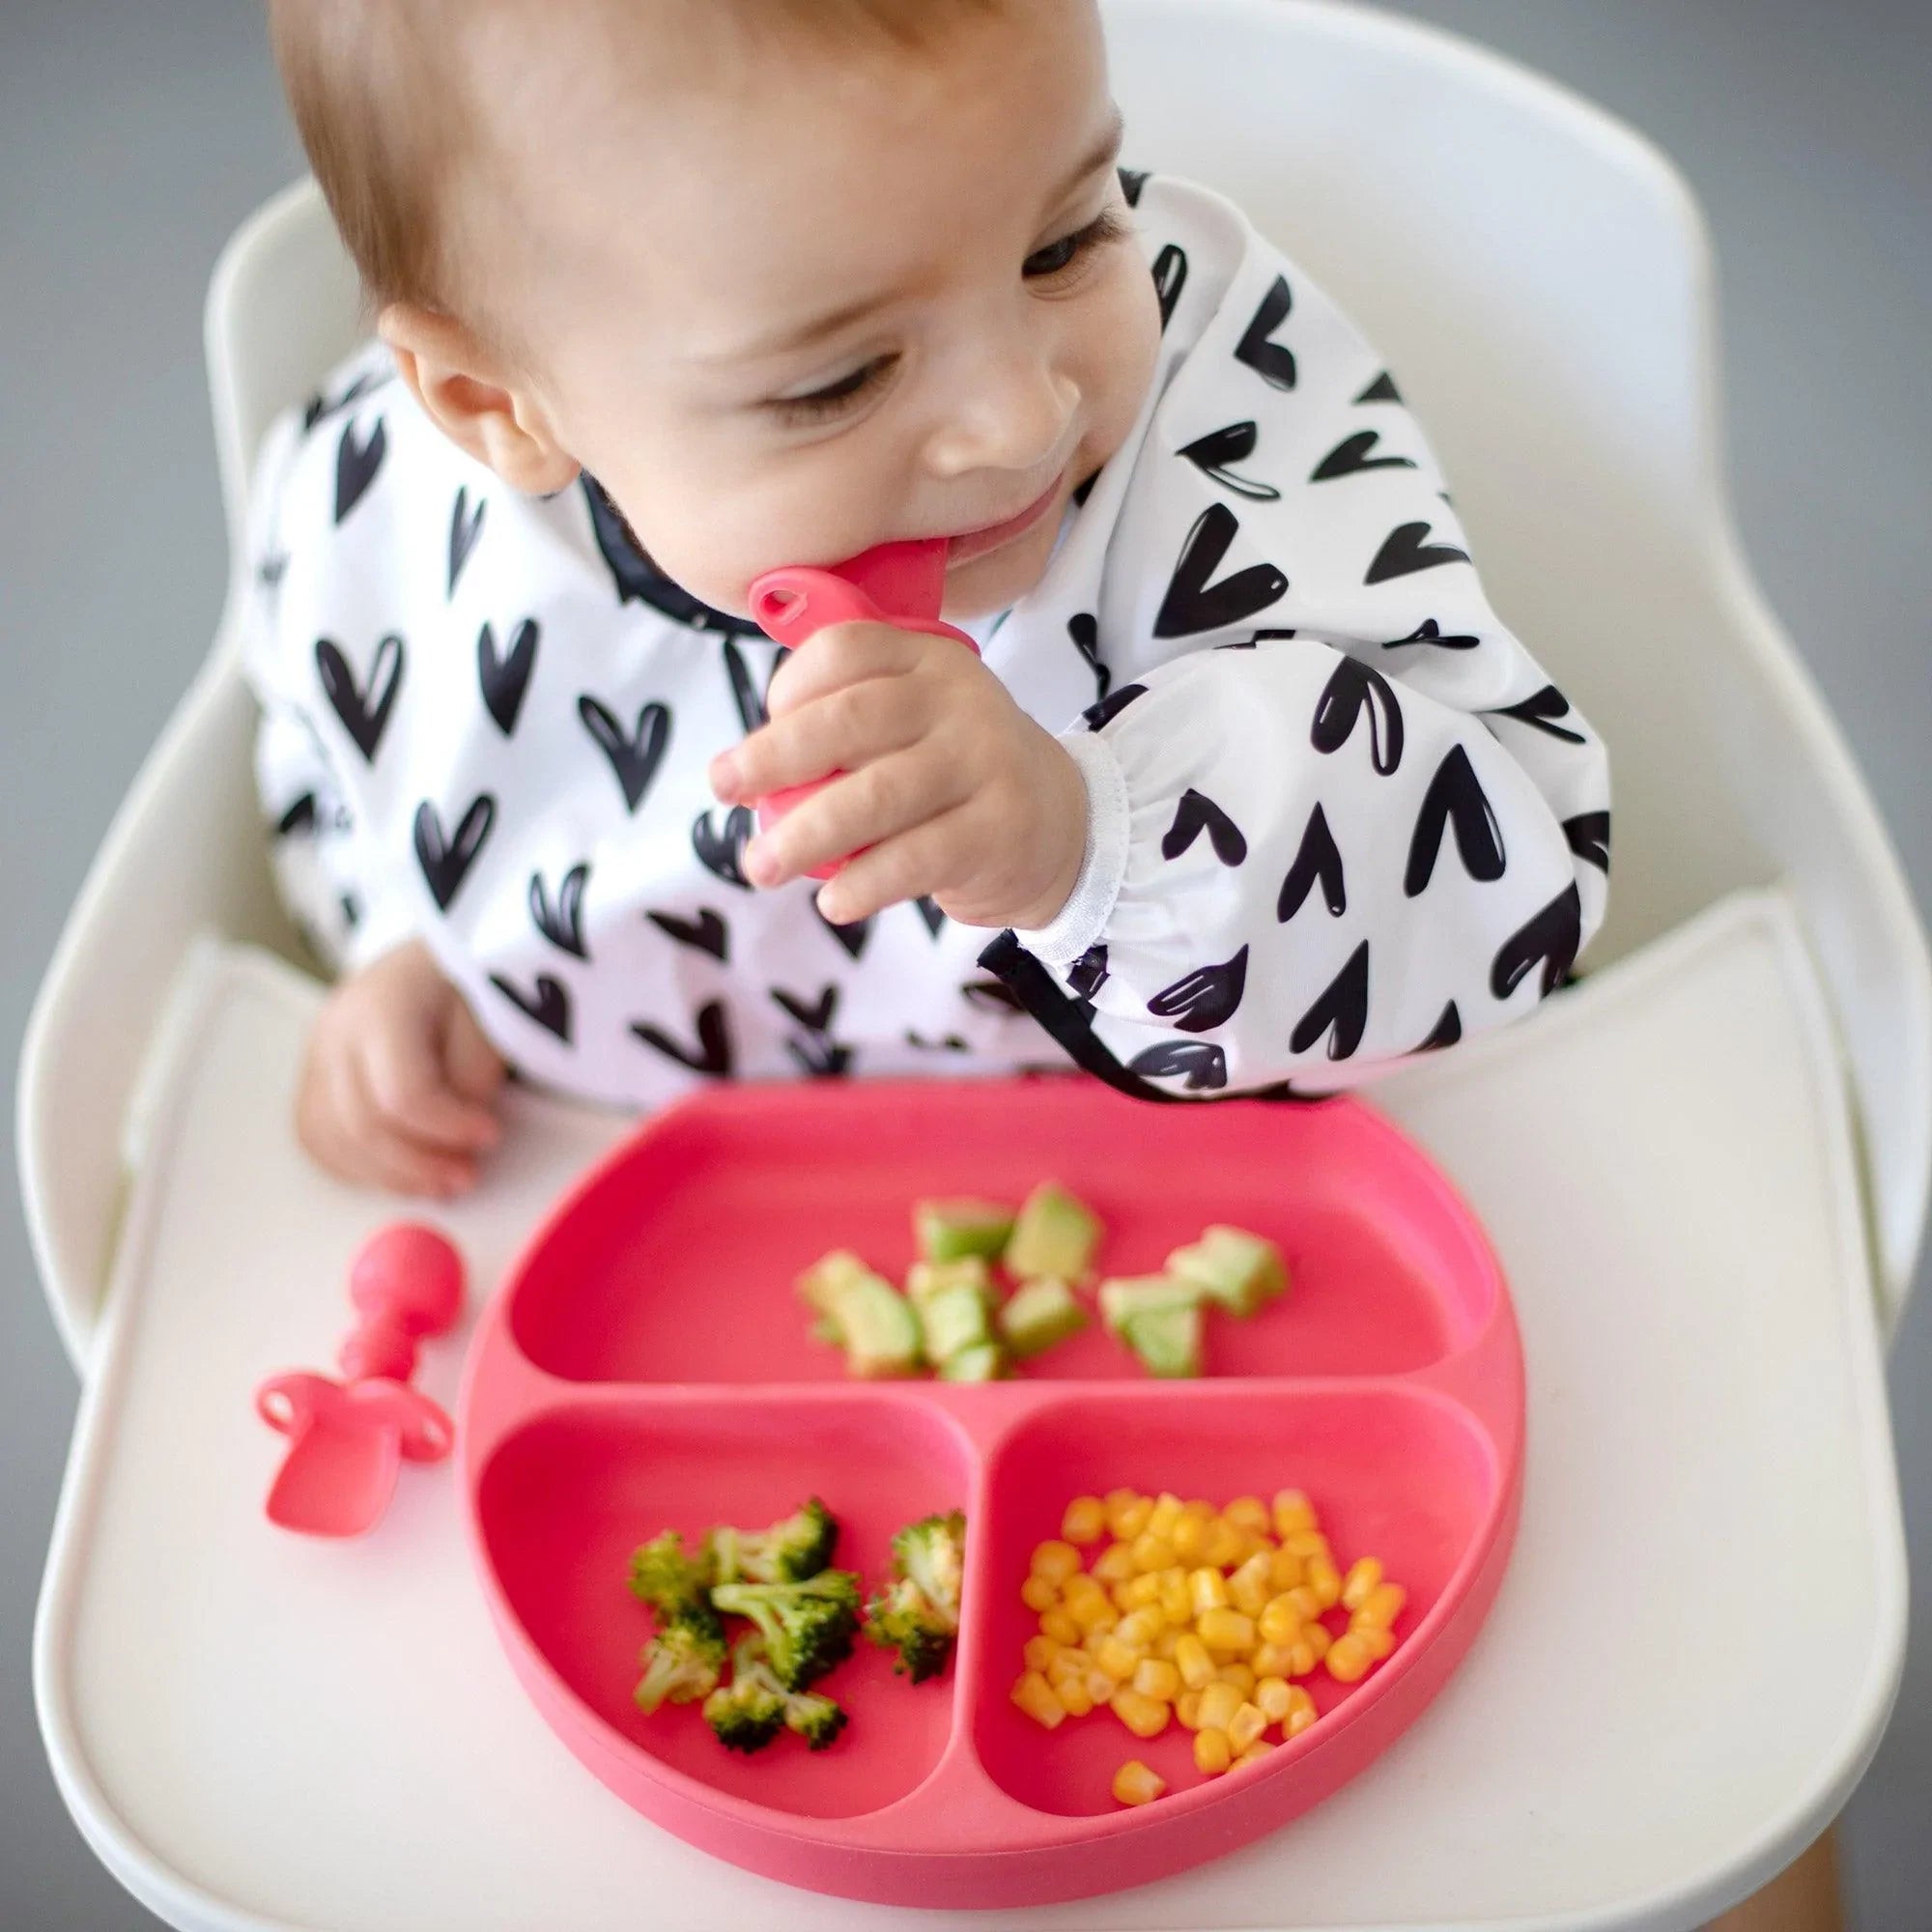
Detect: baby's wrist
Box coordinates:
(1000, 736, 1089, 931)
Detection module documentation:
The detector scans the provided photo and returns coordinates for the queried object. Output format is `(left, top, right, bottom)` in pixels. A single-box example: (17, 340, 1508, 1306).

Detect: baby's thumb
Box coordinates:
(443, 994, 509, 1106)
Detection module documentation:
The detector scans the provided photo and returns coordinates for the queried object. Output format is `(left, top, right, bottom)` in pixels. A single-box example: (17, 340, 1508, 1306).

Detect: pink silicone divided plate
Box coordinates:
(458, 1075, 1522, 1908)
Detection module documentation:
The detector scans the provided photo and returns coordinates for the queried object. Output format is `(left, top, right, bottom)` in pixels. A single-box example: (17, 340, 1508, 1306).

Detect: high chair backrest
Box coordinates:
(21, 0, 1928, 1368)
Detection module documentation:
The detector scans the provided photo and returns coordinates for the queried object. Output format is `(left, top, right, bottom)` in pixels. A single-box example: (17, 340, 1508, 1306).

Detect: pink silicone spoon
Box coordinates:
(747, 538, 978, 880)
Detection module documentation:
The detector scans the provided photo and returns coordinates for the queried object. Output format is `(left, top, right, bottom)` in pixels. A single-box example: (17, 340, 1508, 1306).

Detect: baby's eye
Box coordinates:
(1023, 208, 1129, 281)
(769, 355, 897, 427)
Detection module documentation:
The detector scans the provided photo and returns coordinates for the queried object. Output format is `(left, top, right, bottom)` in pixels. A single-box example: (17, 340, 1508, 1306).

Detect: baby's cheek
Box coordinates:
(1078, 250, 1164, 468)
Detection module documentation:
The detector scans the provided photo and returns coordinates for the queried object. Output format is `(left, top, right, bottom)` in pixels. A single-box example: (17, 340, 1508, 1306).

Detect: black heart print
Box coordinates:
(914, 895, 947, 939)
(581, 476, 762, 636)
(448, 486, 487, 597)
(1084, 683, 1148, 732)
(787, 1035, 853, 1079)
(1148, 945, 1248, 1033)
(1276, 803, 1346, 921)
(275, 793, 318, 838)
(333, 417, 387, 525)
(579, 696, 671, 811)
(339, 892, 361, 931)
(1128, 1039, 1227, 1092)
(1290, 940, 1370, 1061)
(1118, 166, 1150, 207)
(413, 794, 496, 912)
(1414, 1001, 1463, 1052)
(1564, 811, 1611, 870)
(1354, 371, 1403, 404)
(1151, 244, 1189, 332)
(1068, 944, 1110, 998)
(1405, 745, 1506, 896)
(303, 370, 378, 434)
(1489, 685, 1586, 746)
(478, 618, 539, 735)
(1379, 618, 1480, 653)
(647, 907, 729, 960)
(1179, 421, 1281, 501)
(1161, 788, 1248, 866)
(631, 1000, 735, 1077)
(1067, 612, 1111, 703)
(961, 978, 1027, 1016)
(1154, 504, 1289, 638)
(1492, 884, 1582, 1000)
(489, 971, 572, 1043)
(817, 901, 872, 961)
(693, 805, 755, 888)
(315, 634, 404, 763)
(1365, 521, 1471, 585)
(1311, 429, 1418, 483)
(529, 862, 590, 958)
(1311, 658, 1405, 775)
(722, 639, 768, 734)
(773, 983, 839, 1033)
(907, 1030, 971, 1052)
(1234, 274, 1296, 390)
(257, 552, 288, 592)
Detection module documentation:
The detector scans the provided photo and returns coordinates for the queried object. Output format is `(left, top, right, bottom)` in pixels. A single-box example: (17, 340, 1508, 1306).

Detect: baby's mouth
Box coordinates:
(944, 466, 1069, 567)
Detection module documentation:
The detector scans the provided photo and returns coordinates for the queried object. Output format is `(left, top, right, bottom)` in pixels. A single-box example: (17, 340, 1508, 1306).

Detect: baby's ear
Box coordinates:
(379, 303, 580, 496)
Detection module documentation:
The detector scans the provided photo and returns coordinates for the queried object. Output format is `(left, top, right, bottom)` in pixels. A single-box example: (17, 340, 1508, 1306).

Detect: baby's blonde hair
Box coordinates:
(267, 0, 1008, 332)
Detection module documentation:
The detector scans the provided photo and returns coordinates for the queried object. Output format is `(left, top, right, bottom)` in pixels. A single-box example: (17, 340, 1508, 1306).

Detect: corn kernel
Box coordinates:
(1159, 1569, 1193, 1625)
(1170, 1514, 1211, 1562)
(1355, 1581, 1407, 1630)
(1228, 1701, 1267, 1753)
(1235, 1742, 1274, 1767)
(1059, 1679, 1095, 1719)
(1031, 1540, 1084, 1586)
(1267, 1547, 1306, 1592)
(1285, 1637, 1318, 1679)
(1258, 1596, 1303, 1646)
(1147, 1492, 1184, 1536)
(1228, 1553, 1274, 1617)
(1107, 1493, 1153, 1541)
(1184, 1496, 1217, 1520)
(1285, 1686, 1318, 1738)
(1023, 1635, 1060, 1673)
(1066, 1590, 1116, 1632)
(1050, 1655, 1086, 1694)
(1196, 1680, 1243, 1734)
(1188, 1567, 1231, 1615)
(1194, 1726, 1233, 1776)
(1326, 1633, 1375, 1683)
(1092, 1542, 1137, 1584)
(1130, 1532, 1177, 1575)
(1223, 1495, 1269, 1532)
(1111, 1688, 1171, 1740)
(1116, 1608, 1164, 1649)
(1062, 1495, 1107, 1545)
(1251, 1641, 1297, 1679)
(1012, 1672, 1065, 1728)
(1174, 1633, 1216, 1689)
(1254, 1676, 1293, 1723)
(1283, 1530, 1331, 1561)
(1307, 1556, 1343, 1609)
(1196, 1607, 1257, 1654)
(1122, 1572, 1163, 1609)
(1086, 1666, 1117, 1705)
(1040, 1606, 1080, 1646)
(1103, 1486, 1141, 1519)
(1351, 1622, 1395, 1661)
(1112, 1759, 1166, 1806)
(1339, 1556, 1382, 1610)
(1133, 1658, 1181, 1702)
(1271, 1489, 1317, 1537)
(1020, 1575, 1060, 1613)
(1176, 1689, 1204, 1729)
(1302, 1622, 1332, 1662)
(1152, 1628, 1181, 1661)
(1202, 1521, 1245, 1570)
(1284, 1585, 1321, 1622)
(1094, 1635, 1143, 1681)
(1217, 1662, 1256, 1696)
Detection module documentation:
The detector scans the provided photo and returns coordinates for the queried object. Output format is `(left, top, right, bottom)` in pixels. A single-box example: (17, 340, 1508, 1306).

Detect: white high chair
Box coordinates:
(21, 4, 1927, 1929)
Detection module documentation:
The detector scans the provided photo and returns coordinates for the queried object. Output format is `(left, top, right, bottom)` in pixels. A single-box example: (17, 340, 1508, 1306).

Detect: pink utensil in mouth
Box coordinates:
(747, 538, 978, 881)
(256, 1222, 465, 1538)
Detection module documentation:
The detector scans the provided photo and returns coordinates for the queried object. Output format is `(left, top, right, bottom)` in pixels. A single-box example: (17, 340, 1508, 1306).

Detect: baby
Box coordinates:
(249, 0, 1610, 1197)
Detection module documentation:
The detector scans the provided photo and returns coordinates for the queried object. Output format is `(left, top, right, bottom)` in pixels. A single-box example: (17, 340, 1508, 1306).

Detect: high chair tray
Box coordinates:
(34, 890, 1905, 1932)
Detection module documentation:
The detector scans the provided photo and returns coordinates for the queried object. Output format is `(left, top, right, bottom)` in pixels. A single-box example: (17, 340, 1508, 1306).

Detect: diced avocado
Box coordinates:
(810, 1316, 845, 1348)
(1097, 1273, 1205, 1336)
(797, 1250, 922, 1378)
(1166, 1225, 1287, 1317)
(997, 1278, 1089, 1358)
(1121, 1301, 1203, 1378)
(937, 1341, 1008, 1382)
(920, 1284, 996, 1364)
(914, 1199, 1016, 1264)
(905, 1256, 995, 1307)
(1006, 1182, 1101, 1283)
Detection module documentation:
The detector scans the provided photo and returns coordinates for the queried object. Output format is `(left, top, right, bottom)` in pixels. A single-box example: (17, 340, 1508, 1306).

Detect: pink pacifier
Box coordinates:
(256, 1223, 465, 1538)
(747, 538, 979, 881)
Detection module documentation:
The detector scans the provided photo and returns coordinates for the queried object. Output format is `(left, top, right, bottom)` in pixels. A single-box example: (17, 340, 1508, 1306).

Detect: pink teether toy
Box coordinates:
(747, 538, 979, 880)
(256, 1223, 465, 1538)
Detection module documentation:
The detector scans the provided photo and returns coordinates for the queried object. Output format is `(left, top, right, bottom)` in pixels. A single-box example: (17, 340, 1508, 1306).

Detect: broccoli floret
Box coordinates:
(634, 1613, 726, 1714)
(713, 1496, 838, 1586)
(866, 1510, 967, 1682)
(781, 1686, 849, 1751)
(628, 1529, 720, 1627)
(710, 1570, 863, 1690)
(702, 1647, 786, 1752)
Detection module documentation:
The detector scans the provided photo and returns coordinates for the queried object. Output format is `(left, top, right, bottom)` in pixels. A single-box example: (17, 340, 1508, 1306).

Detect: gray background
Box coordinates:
(2, 1, 1925, 1926)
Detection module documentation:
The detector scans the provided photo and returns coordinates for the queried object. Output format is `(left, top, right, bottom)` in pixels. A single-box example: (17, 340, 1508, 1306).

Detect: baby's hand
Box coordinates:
(709, 623, 1087, 930)
(296, 939, 506, 1198)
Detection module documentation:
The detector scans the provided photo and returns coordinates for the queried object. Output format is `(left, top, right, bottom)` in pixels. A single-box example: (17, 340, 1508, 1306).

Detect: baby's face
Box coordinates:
(494, 1, 1159, 618)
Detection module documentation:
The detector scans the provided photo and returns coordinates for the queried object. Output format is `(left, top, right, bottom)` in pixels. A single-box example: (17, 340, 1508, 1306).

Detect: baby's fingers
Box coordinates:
(363, 1022, 501, 1154)
(813, 801, 977, 925)
(714, 676, 924, 805)
(746, 746, 967, 890)
(306, 1053, 478, 1199)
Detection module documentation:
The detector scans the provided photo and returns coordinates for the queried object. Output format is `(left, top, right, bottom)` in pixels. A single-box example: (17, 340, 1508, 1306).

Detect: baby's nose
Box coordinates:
(923, 350, 1079, 483)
